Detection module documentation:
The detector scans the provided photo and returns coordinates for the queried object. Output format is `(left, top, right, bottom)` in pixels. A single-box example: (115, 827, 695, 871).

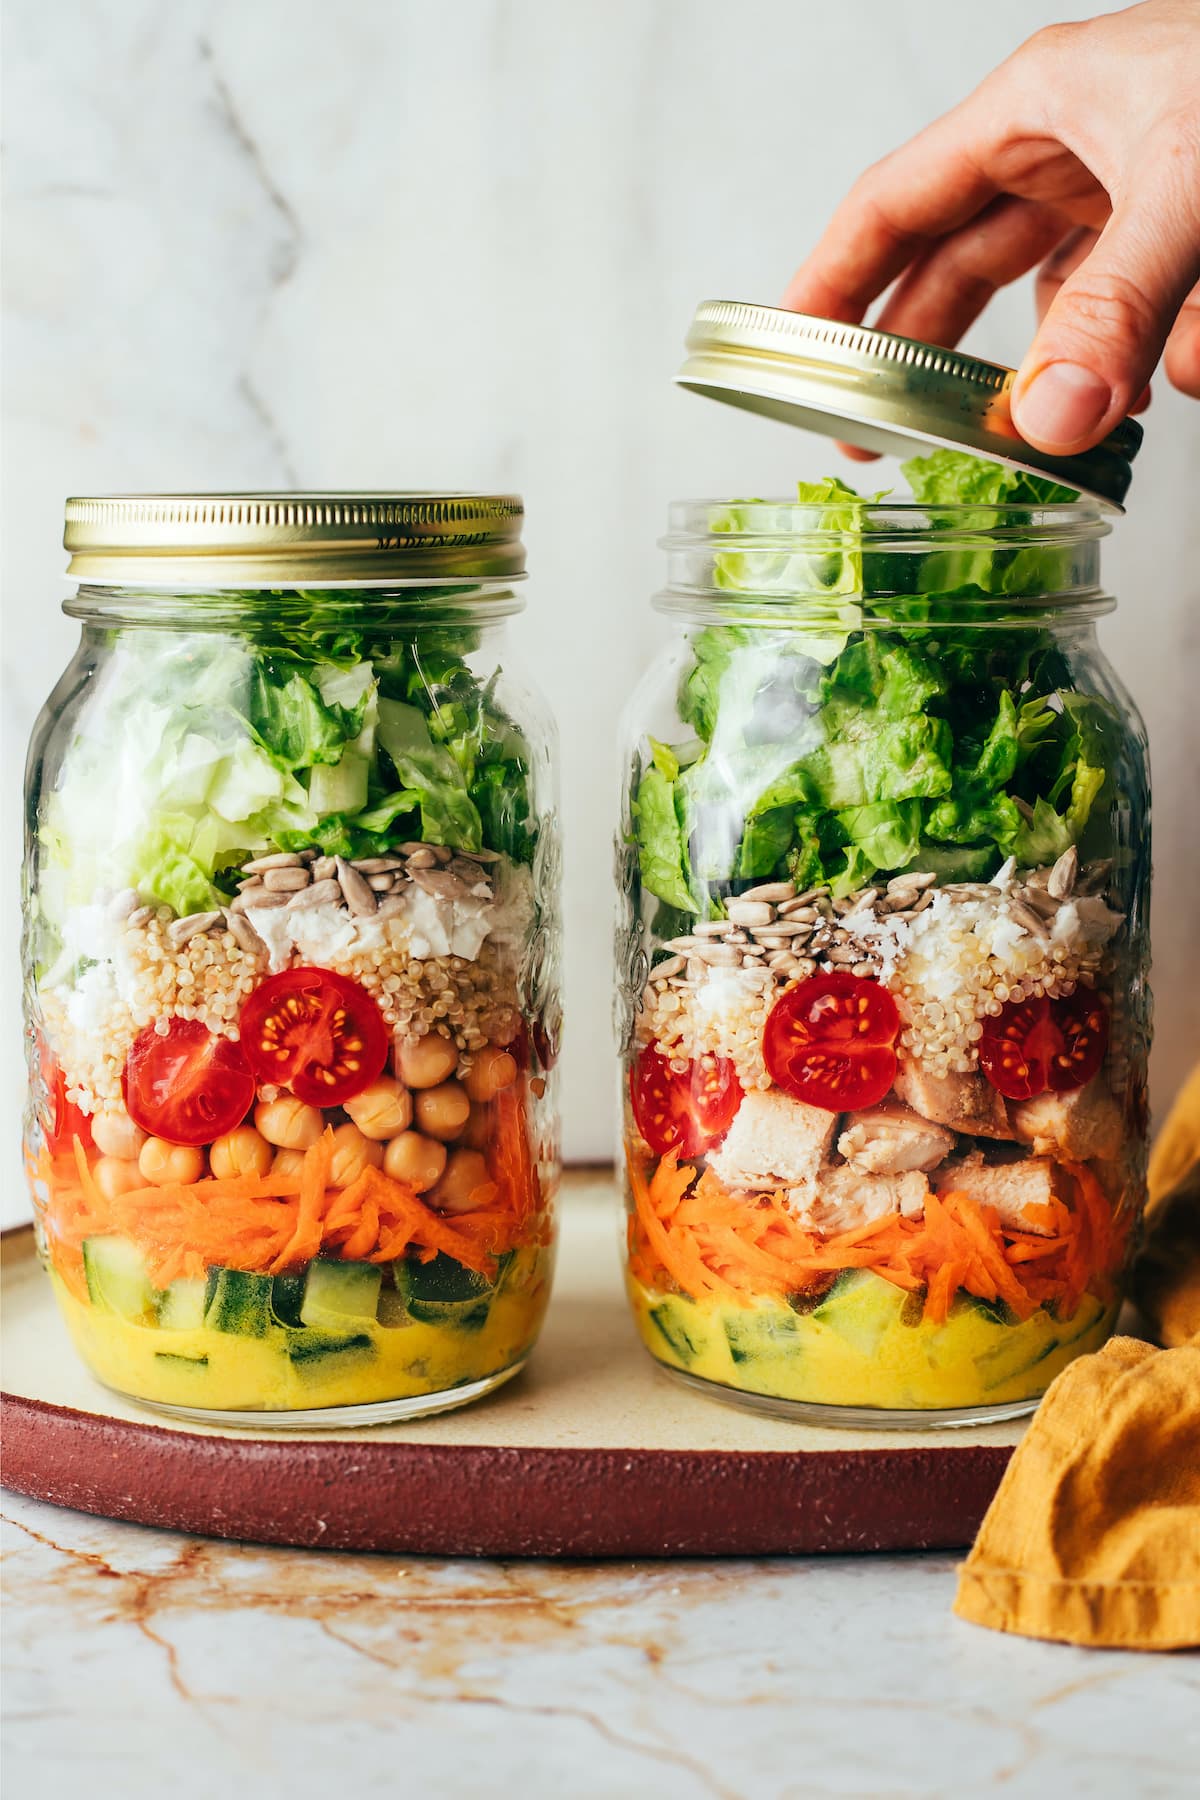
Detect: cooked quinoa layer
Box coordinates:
(42, 906, 523, 1117)
(637, 866, 1122, 1088)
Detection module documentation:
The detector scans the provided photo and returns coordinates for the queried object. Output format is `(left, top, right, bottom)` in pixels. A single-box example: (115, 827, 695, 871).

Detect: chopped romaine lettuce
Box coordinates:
(631, 453, 1115, 912)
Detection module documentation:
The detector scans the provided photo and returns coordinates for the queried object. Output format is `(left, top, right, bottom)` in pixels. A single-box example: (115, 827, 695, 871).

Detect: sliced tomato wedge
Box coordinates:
(631, 1046, 743, 1159)
(239, 967, 388, 1105)
(764, 970, 900, 1111)
(980, 989, 1109, 1101)
(123, 1019, 255, 1146)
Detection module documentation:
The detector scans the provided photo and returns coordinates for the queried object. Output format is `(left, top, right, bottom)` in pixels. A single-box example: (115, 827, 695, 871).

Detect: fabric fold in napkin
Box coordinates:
(954, 1069, 1200, 1651)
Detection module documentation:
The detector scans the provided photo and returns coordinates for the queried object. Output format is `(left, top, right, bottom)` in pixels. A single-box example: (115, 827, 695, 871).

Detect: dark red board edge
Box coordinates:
(1, 1392, 1012, 1557)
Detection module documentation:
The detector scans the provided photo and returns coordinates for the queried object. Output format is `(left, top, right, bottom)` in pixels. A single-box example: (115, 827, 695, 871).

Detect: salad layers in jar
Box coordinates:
(23, 494, 561, 1424)
(617, 456, 1150, 1425)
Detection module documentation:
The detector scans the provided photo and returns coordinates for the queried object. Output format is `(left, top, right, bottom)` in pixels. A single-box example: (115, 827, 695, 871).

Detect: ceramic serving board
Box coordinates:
(1, 1172, 1022, 1556)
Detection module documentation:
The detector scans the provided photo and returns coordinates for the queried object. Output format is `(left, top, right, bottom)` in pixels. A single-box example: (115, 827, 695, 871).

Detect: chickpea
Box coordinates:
(93, 1155, 145, 1202)
(464, 1046, 518, 1104)
(395, 1032, 459, 1089)
(429, 1148, 491, 1215)
(383, 1131, 447, 1194)
(344, 1076, 413, 1141)
(272, 1148, 307, 1179)
(210, 1125, 273, 1180)
(413, 1079, 471, 1143)
(328, 1121, 384, 1188)
(91, 1109, 148, 1162)
(255, 1095, 324, 1150)
(139, 1138, 205, 1187)
(461, 1103, 494, 1151)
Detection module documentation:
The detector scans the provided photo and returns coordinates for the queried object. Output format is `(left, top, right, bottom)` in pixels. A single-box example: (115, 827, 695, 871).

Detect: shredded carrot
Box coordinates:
(37, 1085, 544, 1296)
(626, 1148, 1130, 1325)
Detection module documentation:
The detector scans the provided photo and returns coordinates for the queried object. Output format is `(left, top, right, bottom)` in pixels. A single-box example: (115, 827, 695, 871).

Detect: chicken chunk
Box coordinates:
(1011, 1077, 1123, 1163)
(933, 1154, 1064, 1236)
(791, 1165, 929, 1236)
(707, 1089, 836, 1193)
(837, 1101, 956, 1176)
(893, 1059, 1014, 1140)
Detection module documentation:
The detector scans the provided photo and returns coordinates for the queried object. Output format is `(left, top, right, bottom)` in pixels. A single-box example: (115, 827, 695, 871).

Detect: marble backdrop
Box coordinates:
(3, 0, 1198, 1203)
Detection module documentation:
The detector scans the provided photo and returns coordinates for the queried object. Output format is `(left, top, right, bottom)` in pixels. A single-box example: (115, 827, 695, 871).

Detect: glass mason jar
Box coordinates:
(617, 491, 1150, 1426)
(23, 494, 561, 1426)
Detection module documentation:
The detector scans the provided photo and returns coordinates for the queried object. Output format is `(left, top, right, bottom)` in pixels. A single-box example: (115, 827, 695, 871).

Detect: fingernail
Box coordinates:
(1014, 363, 1112, 451)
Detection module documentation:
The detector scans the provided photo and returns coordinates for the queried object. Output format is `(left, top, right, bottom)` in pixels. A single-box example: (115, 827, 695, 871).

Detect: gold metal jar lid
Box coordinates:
(677, 300, 1142, 510)
(63, 492, 526, 585)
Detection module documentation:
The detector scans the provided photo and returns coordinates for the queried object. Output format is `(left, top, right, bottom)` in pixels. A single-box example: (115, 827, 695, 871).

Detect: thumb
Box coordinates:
(1012, 164, 1200, 454)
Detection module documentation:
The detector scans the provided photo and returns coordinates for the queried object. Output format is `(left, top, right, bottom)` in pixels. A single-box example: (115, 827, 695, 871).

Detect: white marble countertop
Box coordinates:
(5, 1487, 1197, 1798)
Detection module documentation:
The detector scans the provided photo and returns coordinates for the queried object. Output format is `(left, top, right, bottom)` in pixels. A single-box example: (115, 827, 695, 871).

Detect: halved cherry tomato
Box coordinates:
(239, 967, 388, 1105)
(123, 1019, 256, 1146)
(979, 989, 1109, 1101)
(43, 1051, 94, 1155)
(763, 970, 900, 1112)
(631, 1046, 743, 1159)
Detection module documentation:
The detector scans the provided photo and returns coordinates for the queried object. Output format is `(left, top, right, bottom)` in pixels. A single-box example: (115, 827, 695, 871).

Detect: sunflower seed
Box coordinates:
(1009, 900, 1050, 940)
(127, 905, 154, 928)
(726, 900, 774, 928)
(1020, 886, 1062, 919)
(767, 950, 796, 971)
(826, 944, 862, 963)
(689, 920, 727, 938)
(751, 935, 790, 951)
(226, 910, 267, 957)
(1047, 845, 1079, 900)
(664, 936, 701, 952)
(739, 880, 795, 904)
(852, 960, 879, 979)
(286, 878, 342, 911)
(466, 847, 502, 863)
(167, 911, 224, 948)
(242, 852, 304, 874)
(759, 918, 813, 937)
(107, 888, 140, 921)
(652, 954, 686, 980)
(777, 900, 819, 920)
(405, 848, 437, 868)
(351, 857, 406, 875)
(375, 894, 408, 918)
(411, 867, 469, 900)
(263, 866, 312, 892)
(311, 857, 337, 882)
(791, 886, 829, 905)
(430, 845, 454, 864)
(242, 890, 290, 911)
(335, 857, 378, 916)
(694, 942, 742, 966)
(788, 957, 817, 980)
(448, 856, 487, 884)
(237, 875, 265, 893)
(366, 873, 395, 892)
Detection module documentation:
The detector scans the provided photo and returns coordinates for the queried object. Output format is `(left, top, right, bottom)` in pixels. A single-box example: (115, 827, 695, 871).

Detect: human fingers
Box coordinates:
(873, 196, 1071, 347)
(1013, 135, 1200, 452)
(1163, 289, 1200, 399)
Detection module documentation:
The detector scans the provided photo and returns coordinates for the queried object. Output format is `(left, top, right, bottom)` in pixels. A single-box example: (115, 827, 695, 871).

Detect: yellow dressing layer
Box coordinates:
(50, 1247, 551, 1413)
(628, 1271, 1117, 1411)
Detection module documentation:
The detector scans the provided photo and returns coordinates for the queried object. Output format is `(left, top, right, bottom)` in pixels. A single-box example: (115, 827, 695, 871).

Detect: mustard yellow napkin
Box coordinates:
(954, 1068, 1200, 1650)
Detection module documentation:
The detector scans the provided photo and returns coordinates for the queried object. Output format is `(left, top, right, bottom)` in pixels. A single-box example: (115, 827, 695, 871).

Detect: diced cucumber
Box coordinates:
(810, 1269, 907, 1357)
(393, 1252, 507, 1329)
(647, 1298, 703, 1365)
(271, 1273, 307, 1328)
(83, 1237, 157, 1323)
(157, 1278, 207, 1332)
(154, 1351, 209, 1369)
(285, 1330, 375, 1375)
(301, 1259, 382, 1327)
(203, 1268, 276, 1338)
(724, 1307, 799, 1365)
